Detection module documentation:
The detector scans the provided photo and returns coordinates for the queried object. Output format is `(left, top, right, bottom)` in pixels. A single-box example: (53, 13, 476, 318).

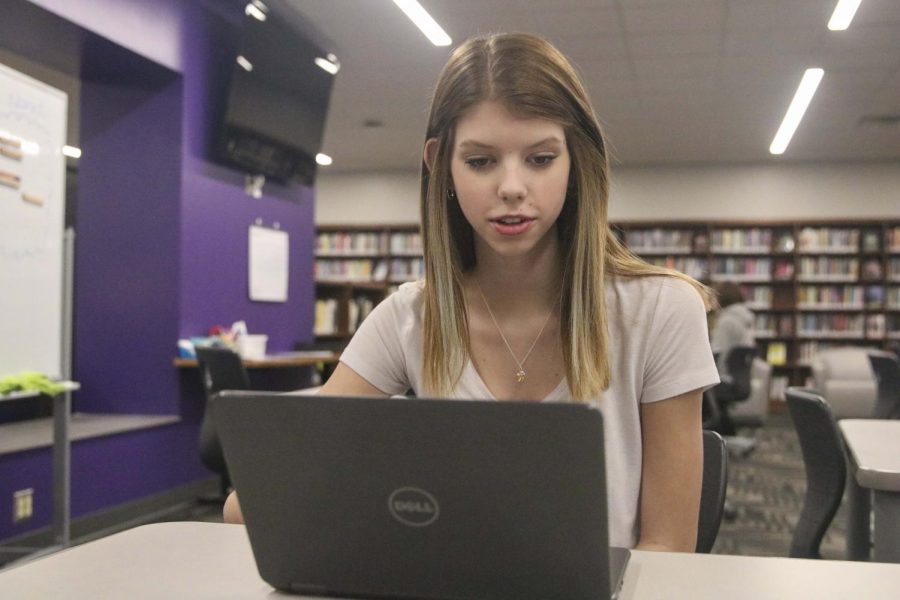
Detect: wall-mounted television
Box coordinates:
(216, 7, 335, 185)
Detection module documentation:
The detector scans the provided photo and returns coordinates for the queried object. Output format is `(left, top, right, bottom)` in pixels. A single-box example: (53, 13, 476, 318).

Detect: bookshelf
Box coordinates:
(314, 224, 422, 346)
(313, 221, 900, 384)
(615, 221, 900, 397)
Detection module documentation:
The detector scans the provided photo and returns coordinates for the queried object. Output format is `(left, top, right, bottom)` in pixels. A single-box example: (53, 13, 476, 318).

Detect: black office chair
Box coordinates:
(706, 346, 757, 437)
(868, 353, 900, 420)
(194, 346, 251, 499)
(697, 430, 728, 553)
(784, 387, 847, 559)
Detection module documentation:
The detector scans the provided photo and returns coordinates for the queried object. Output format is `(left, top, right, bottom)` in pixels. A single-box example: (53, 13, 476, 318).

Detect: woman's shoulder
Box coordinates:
(391, 280, 425, 304)
(608, 273, 701, 302)
(377, 280, 426, 319)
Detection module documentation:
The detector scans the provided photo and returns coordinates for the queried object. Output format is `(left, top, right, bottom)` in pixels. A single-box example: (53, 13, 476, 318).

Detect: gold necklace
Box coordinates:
(475, 281, 559, 384)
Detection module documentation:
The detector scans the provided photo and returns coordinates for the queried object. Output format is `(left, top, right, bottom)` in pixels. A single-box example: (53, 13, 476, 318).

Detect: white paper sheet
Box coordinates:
(248, 225, 289, 302)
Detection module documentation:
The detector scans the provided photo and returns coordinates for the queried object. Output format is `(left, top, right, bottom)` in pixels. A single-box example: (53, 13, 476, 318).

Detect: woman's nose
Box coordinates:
(497, 164, 526, 202)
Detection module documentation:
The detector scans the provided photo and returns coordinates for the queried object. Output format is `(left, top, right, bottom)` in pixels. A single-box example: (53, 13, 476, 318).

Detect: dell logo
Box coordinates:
(388, 487, 440, 527)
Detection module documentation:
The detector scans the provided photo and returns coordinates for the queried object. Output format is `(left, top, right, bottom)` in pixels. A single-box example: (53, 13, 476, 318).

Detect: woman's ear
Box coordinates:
(423, 138, 439, 172)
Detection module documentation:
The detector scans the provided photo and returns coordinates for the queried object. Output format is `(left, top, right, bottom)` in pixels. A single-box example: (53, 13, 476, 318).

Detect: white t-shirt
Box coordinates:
(340, 275, 720, 548)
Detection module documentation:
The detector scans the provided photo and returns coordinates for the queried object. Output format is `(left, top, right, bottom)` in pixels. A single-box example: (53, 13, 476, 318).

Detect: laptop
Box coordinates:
(214, 392, 630, 599)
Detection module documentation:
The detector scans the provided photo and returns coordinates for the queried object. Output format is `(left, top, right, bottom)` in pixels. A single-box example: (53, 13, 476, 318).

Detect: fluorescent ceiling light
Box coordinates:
(245, 1, 267, 22)
(392, 0, 451, 47)
(769, 68, 824, 155)
(315, 54, 340, 75)
(316, 153, 333, 166)
(236, 55, 253, 72)
(62, 145, 82, 159)
(828, 0, 862, 31)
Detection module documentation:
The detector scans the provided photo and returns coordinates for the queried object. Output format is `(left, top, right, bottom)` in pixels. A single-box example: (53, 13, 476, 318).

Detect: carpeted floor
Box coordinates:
(712, 410, 847, 558)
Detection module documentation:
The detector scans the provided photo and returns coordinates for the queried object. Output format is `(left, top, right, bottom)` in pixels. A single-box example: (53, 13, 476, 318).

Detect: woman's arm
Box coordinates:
(222, 363, 389, 524)
(636, 388, 704, 552)
(318, 362, 391, 397)
(223, 488, 243, 524)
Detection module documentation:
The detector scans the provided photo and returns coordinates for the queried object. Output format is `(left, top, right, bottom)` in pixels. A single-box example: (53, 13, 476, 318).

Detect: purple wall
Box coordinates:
(76, 75, 184, 415)
(178, 2, 315, 351)
(0, 0, 316, 542)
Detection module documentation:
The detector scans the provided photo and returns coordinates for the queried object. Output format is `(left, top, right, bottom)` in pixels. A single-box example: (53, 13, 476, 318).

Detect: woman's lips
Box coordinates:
(489, 217, 535, 236)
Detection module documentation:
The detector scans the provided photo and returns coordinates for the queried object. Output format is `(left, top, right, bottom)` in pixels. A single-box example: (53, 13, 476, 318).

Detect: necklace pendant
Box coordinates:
(516, 369, 526, 383)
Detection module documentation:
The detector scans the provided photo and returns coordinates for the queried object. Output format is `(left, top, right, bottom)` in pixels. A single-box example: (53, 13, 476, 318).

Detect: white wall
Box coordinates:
(315, 162, 900, 225)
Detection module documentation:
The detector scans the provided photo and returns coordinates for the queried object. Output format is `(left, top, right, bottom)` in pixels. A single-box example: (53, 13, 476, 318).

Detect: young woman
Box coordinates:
(225, 33, 719, 552)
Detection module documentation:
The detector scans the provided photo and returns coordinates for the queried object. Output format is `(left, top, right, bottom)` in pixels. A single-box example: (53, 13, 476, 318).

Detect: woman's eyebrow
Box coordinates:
(457, 136, 564, 150)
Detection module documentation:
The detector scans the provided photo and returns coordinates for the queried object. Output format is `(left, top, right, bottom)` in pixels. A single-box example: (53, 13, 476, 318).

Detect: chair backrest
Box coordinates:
(723, 346, 756, 401)
(729, 358, 773, 426)
(697, 430, 728, 553)
(868, 353, 900, 420)
(809, 346, 877, 418)
(194, 346, 251, 398)
(784, 387, 847, 559)
(194, 347, 251, 476)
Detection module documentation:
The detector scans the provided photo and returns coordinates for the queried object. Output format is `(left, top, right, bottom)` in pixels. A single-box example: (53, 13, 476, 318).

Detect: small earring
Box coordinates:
(447, 188, 457, 200)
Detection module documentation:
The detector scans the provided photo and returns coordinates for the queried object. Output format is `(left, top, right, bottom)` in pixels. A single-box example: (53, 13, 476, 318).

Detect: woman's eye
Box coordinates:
(465, 157, 491, 169)
(531, 154, 556, 166)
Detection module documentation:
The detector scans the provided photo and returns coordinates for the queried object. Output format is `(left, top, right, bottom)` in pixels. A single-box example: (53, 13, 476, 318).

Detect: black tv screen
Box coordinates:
(217, 9, 335, 185)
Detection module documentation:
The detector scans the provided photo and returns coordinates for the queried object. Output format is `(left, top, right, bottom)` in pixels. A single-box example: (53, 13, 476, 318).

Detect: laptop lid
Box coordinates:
(215, 392, 628, 599)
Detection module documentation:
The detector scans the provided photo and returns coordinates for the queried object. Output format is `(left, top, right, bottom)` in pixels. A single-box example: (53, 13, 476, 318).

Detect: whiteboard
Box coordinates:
(0, 63, 67, 379)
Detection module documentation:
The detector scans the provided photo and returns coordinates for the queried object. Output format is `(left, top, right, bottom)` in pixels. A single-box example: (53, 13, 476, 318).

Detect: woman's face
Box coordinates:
(447, 100, 570, 262)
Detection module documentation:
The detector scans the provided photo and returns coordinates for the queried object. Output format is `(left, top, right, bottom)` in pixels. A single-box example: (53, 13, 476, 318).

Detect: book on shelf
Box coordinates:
(888, 227, 900, 252)
(624, 228, 693, 253)
(888, 287, 900, 309)
(314, 298, 338, 336)
(866, 314, 886, 339)
(773, 259, 794, 280)
(862, 230, 881, 253)
(389, 231, 423, 255)
(694, 231, 709, 253)
(862, 258, 883, 280)
(766, 342, 787, 366)
(316, 231, 385, 255)
(797, 285, 864, 309)
(711, 228, 772, 253)
(348, 295, 376, 333)
(889, 258, 900, 281)
(797, 227, 859, 253)
(865, 285, 885, 309)
(372, 260, 389, 281)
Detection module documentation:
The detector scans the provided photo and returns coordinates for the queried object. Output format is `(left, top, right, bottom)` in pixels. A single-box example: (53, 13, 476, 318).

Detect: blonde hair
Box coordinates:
(420, 33, 712, 400)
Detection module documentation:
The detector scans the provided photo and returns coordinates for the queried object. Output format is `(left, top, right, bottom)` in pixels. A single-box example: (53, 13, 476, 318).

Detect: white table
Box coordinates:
(839, 419, 900, 563)
(1, 522, 899, 599)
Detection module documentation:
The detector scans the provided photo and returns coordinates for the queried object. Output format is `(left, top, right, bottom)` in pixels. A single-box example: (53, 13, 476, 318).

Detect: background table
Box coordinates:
(839, 419, 900, 563)
(173, 352, 339, 370)
(1, 522, 899, 599)
(175, 352, 339, 394)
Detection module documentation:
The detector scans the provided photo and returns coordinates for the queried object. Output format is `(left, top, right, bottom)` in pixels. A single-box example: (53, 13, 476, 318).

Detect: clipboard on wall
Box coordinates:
(248, 223, 289, 302)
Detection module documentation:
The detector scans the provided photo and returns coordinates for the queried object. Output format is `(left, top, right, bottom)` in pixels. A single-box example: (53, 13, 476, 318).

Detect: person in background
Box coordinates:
(225, 32, 720, 552)
(710, 282, 755, 375)
(708, 282, 755, 435)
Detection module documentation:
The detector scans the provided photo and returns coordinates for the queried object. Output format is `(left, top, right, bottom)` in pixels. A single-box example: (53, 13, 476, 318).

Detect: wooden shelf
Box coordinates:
(314, 224, 422, 349)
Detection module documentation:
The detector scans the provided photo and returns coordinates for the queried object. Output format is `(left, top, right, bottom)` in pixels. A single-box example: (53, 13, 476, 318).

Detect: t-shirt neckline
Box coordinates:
(463, 361, 568, 402)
